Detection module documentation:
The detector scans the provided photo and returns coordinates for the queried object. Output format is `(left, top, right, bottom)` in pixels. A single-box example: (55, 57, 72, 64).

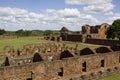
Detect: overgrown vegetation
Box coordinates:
(106, 19, 120, 40)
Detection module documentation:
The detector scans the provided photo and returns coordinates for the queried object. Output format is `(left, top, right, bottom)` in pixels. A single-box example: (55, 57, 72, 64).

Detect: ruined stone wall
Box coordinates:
(61, 33, 83, 42)
(44, 36, 62, 42)
(60, 33, 120, 46)
(85, 39, 120, 46)
(82, 23, 109, 39)
(66, 34, 83, 42)
(98, 23, 109, 38)
(0, 51, 120, 80)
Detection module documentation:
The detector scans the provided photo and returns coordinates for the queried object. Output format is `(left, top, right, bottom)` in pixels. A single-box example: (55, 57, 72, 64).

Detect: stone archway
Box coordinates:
(3, 46, 14, 56)
(60, 50, 74, 60)
(87, 35, 92, 39)
(33, 53, 43, 62)
(32, 46, 40, 53)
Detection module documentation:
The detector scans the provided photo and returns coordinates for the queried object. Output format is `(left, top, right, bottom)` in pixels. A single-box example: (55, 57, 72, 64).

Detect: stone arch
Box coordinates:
(60, 50, 74, 60)
(96, 47, 111, 53)
(87, 35, 92, 39)
(110, 46, 120, 51)
(4, 46, 14, 52)
(32, 46, 40, 53)
(80, 48, 94, 55)
(3, 46, 14, 56)
(33, 53, 43, 62)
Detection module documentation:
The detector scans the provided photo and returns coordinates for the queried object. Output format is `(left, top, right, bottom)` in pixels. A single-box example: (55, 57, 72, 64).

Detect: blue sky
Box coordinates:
(0, 0, 120, 31)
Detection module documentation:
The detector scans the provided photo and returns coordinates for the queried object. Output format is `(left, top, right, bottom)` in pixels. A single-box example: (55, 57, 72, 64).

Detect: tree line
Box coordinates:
(0, 27, 69, 37)
(0, 26, 78, 37)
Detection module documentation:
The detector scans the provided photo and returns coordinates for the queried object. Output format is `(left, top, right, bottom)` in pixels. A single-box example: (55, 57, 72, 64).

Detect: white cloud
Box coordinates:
(65, 0, 112, 5)
(65, 0, 114, 14)
(84, 3, 114, 13)
(105, 11, 114, 16)
(0, 7, 100, 31)
(100, 13, 120, 25)
(107, 13, 120, 22)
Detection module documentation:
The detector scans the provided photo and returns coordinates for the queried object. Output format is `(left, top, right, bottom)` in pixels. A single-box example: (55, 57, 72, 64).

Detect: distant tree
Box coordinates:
(0, 29, 6, 35)
(43, 30, 53, 36)
(4, 31, 15, 36)
(15, 29, 24, 36)
(15, 29, 32, 36)
(23, 30, 32, 36)
(60, 27, 69, 33)
(106, 19, 120, 40)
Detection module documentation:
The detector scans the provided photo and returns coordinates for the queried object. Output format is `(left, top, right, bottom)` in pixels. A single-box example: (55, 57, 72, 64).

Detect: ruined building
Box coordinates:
(0, 43, 120, 80)
(82, 23, 109, 39)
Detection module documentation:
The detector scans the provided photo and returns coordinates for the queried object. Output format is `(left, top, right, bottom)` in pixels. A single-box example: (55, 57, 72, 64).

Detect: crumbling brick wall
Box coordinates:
(0, 49, 120, 80)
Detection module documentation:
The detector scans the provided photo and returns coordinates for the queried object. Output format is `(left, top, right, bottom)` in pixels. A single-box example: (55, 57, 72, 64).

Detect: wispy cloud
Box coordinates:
(65, 0, 114, 14)
(83, 3, 114, 14)
(65, 0, 112, 5)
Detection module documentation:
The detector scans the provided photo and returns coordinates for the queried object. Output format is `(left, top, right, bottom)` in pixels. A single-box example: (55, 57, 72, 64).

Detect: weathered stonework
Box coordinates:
(0, 45, 120, 80)
(82, 23, 109, 39)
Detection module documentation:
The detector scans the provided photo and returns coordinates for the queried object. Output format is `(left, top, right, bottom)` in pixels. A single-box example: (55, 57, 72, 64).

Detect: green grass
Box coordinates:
(99, 72, 120, 80)
(0, 36, 99, 52)
(65, 42, 99, 50)
(0, 36, 47, 52)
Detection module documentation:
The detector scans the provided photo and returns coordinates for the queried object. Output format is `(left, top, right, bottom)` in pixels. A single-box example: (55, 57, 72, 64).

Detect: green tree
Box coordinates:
(60, 26, 69, 33)
(23, 30, 32, 36)
(15, 29, 24, 36)
(0, 29, 6, 35)
(43, 30, 53, 36)
(106, 19, 120, 40)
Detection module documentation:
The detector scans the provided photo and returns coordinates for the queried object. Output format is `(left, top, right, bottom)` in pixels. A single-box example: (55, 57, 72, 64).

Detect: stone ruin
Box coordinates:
(0, 42, 120, 80)
(82, 23, 109, 39)
(45, 23, 110, 44)
(0, 42, 78, 66)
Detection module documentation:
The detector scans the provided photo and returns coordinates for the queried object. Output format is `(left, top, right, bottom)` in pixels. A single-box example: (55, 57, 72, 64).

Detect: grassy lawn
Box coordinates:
(99, 72, 120, 80)
(0, 36, 47, 52)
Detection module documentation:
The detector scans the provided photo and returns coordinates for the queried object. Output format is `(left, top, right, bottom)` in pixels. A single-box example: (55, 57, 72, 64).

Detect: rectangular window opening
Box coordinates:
(82, 62, 87, 72)
(58, 67, 63, 77)
(101, 59, 105, 67)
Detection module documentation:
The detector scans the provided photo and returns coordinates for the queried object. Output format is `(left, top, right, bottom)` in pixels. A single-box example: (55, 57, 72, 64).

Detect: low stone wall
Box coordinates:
(85, 39, 120, 46)
(44, 36, 62, 42)
(61, 33, 83, 42)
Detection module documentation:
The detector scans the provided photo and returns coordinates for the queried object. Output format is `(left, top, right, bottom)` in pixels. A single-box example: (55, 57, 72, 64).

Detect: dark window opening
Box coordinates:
(82, 62, 87, 72)
(101, 60, 105, 67)
(119, 56, 120, 63)
(58, 67, 63, 77)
